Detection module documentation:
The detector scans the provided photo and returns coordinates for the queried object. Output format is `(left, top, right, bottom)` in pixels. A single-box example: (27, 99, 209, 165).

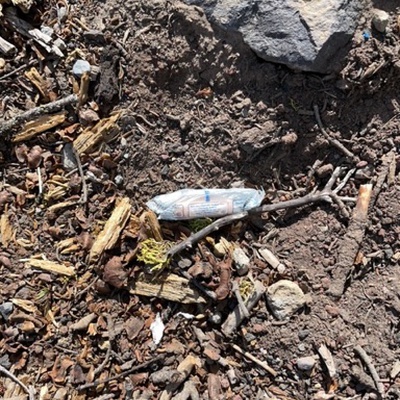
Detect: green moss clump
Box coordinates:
(137, 238, 173, 272)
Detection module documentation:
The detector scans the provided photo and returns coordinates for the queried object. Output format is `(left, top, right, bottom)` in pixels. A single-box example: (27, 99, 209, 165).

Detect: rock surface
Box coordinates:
(372, 9, 390, 33)
(297, 356, 316, 371)
(266, 280, 306, 320)
(184, 0, 363, 73)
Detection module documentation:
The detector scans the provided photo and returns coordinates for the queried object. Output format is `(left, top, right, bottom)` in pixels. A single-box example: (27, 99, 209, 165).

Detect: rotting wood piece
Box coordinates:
(0, 94, 77, 136)
(25, 67, 56, 102)
(89, 197, 131, 263)
(26, 258, 75, 276)
(222, 280, 265, 336)
(328, 184, 373, 298)
(159, 355, 202, 400)
(73, 112, 121, 155)
(12, 112, 66, 143)
(129, 272, 207, 304)
(0, 35, 16, 55)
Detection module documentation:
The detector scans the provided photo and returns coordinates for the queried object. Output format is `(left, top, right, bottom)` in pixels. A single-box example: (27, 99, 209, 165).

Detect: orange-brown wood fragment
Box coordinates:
(89, 197, 131, 263)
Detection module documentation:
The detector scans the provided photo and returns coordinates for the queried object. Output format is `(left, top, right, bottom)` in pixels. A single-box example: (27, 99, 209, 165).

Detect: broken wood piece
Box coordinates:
(0, 213, 14, 247)
(231, 343, 277, 377)
(89, 197, 131, 263)
(173, 379, 200, 400)
(26, 258, 75, 276)
(25, 67, 56, 102)
(78, 71, 90, 107)
(0, 365, 35, 400)
(354, 345, 385, 398)
(128, 272, 207, 304)
(221, 280, 265, 336)
(231, 281, 250, 318)
(0, 35, 16, 55)
(0, 94, 77, 136)
(258, 248, 286, 273)
(73, 112, 121, 155)
(12, 112, 66, 142)
(160, 355, 201, 400)
(317, 344, 337, 386)
(328, 184, 373, 297)
(4, 7, 63, 57)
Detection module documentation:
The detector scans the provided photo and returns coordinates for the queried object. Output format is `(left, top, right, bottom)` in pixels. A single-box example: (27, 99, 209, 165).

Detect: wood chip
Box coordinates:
(73, 112, 121, 155)
(12, 112, 66, 143)
(89, 197, 131, 263)
(24, 67, 56, 102)
(0, 213, 14, 247)
(26, 258, 75, 276)
(129, 272, 207, 304)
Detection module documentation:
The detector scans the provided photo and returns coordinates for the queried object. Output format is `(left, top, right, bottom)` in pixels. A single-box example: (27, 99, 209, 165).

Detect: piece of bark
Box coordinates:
(328, 184, 373, 297)
(129, 272, 206, 304)
(89, 197, 131, 263)
(27, 258, 75, 276)
(160, 355, 201, 400)
(222, 280, 265, 336)
(25, 67, 56, 102)
(12, 112, 66, 142)
(0, 35, 16, 55)
(4, 8, 63, 57)
(73, 112, 120, 155)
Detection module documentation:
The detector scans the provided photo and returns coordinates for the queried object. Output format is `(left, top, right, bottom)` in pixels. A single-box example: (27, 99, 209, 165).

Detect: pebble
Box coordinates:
(72, 59, 91, 77)
(266, 280, 306, 320)
(0, 58, 5, 69)
(232, 247, 250, 276)
(297, 356, 316, 371)
(209, 312, 222, 325)
(372, 9, 390, 33)
(298, 329, 310, 340)
(0, 302, 13, 321)
(62, 143, 77, 171)
(114, 175, 124, 186)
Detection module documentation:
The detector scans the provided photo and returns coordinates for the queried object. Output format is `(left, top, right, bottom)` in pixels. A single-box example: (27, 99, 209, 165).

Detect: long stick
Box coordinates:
(0, 94, 78, 136)
(0, 365, 35, 400)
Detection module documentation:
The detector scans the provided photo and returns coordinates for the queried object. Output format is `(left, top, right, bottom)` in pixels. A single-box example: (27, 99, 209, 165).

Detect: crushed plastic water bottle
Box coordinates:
(147, 188, 265, 220)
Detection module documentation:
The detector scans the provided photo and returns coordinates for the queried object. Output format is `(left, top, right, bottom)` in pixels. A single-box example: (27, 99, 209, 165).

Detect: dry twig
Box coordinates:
(0, 365, 35, 400)
(231, 343, 277, 377)
(0, 94, 78, 136)
(314, 105, 359, 162)
(77, 354, 165, 391)
(354, 345, 385, 398)
(167, 167, 355, 259)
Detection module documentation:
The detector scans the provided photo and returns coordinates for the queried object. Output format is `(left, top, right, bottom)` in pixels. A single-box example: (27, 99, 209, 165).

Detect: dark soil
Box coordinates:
(0, 0, 399, 399)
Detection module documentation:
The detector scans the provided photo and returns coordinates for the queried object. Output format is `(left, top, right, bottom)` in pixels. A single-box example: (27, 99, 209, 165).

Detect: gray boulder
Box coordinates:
(184, 0, 363, 73)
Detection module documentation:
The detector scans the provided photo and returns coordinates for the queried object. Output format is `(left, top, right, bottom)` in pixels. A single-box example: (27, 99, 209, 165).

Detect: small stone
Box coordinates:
(62, 143, 77, 171)
(114, 175, 124, 186)
(72, 59, 91, 77)
(297, 356, 316, 371)
(0, 58, 5, 69)
(83, 30, 106, 45)
(316, 163, 334, 178)
(232, 247, 250, 276)
(266, 280, 306, 320)
(298, 329, 310, 340)
(372, 9, 390, 33)
(0, 302, 13, 321)
(209, 312, 222, 325)
(54, 38, 66, 51)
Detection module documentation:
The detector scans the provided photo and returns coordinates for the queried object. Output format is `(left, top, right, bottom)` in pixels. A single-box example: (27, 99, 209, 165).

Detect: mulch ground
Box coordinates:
(0, 0, 399, 399)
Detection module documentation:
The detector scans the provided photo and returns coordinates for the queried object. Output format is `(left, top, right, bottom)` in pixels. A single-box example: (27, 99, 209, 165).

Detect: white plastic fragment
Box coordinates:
(147, 188, 265, 220)
(72, 59, 91, 77)
(176, 312, 195, 320)
(150, 313, 165, 345)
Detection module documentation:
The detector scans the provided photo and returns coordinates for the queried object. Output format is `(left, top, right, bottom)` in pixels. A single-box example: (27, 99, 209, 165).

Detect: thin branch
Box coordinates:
(354, 345, 385, 398)
(0, 365, 35, 400)
(0, 94, 78, 136)
(231, 343, 277, 377)
(72, 145, 88, 205)
(167, 167, 354, 260)
(314, 105, 358, 162)
(77, 354, 165, 391)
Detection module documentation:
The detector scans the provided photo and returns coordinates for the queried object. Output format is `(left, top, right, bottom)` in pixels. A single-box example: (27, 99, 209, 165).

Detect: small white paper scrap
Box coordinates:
(150, 313, 165, 345)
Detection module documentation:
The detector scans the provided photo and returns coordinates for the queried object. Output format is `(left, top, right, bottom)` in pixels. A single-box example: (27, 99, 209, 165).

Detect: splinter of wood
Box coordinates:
(222, 280, 265, 336)
(354, 345, 385, 398)
(328, 184, 373, 297)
